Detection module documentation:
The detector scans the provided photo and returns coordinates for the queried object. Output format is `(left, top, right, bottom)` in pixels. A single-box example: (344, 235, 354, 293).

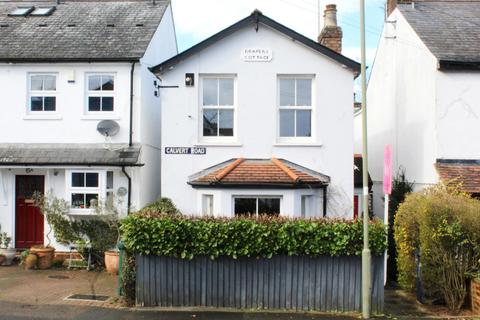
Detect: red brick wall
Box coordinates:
(472, 278, 480, 314)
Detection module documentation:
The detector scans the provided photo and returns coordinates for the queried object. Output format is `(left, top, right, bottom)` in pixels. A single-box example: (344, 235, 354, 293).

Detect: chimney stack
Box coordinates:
(318, 4, 343, 53)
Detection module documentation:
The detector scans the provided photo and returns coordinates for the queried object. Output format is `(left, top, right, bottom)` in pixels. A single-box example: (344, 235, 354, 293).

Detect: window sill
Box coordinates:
(80, 115, 121, 121)
(274, 142, 323, 147)
(194, 142, 243, 147)
(68, 210, 96, 216)
(23, 114, 63, 120)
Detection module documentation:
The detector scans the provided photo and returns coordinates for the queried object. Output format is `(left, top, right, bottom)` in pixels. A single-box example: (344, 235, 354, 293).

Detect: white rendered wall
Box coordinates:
(159, 24, 355, 218)
(366, 9, 438, 216)
(435, 71, 480, 160)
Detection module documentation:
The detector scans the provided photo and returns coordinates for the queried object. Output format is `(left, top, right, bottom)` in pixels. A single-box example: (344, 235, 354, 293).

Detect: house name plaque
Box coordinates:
(242, 48, 272, 62)
(165, 147, 206, 155)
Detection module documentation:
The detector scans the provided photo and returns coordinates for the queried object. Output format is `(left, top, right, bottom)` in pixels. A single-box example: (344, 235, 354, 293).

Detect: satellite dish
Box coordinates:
(97, 120, 120, 137)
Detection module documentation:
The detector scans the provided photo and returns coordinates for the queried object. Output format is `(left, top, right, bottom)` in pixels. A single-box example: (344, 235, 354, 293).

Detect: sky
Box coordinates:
(170, 0, 386, 73)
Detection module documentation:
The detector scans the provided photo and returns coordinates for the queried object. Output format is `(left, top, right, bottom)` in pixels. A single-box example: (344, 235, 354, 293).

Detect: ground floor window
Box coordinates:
(301, 195, 313, 218)
(234, 196, 281, 216)
(67, 170, 114, 212)
(202, 194, 213, 216)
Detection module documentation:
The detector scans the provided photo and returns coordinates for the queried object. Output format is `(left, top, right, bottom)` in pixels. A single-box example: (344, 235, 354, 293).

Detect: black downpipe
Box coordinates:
(122, 166, 132, 214)
(129, 62, 135, 147)
(323, 186, 328, 217)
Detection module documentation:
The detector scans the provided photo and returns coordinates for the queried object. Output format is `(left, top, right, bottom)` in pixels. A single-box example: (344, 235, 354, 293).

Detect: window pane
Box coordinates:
(71, 193, 85, 208)
(85, 194, 98, 208)
(88, 97, 101, 111)
(279, 109, 295, 137)
(203, 109, 218, 136)
(30, 76, 43, 90)
(43, 97, 56, 111)
(219, 78, 233, 105)
(296, 110, 311, 137)
(101, 76, 114, 91)
(296, 79, 311, 106)
(280, 79, 295, 106)
(101, 97, 114, 111)
(106, 171, 114, 189)
(219, 109, 233, 136)
(43, 75, 56, 91)
(30, 97, 43, 111)
(203, 78, 218, 106)
(72, 173, 85, 187)
(202, 194, 213, 216)
(85, 173, 99, 187)
(258, 198, 280, 216)
(234, 198, 257, 216)
(88, 75, 102, 91)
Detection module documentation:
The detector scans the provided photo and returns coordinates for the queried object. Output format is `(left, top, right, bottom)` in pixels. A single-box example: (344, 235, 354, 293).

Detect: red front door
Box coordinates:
(15, 175, 44, 249)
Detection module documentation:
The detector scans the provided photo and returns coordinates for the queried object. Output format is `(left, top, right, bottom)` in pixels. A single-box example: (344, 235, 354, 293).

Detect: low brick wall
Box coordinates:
(472, 278, 480, 314)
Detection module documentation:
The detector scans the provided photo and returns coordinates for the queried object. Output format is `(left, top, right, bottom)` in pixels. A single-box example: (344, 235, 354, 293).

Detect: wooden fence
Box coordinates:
(136, 254, 384, 313)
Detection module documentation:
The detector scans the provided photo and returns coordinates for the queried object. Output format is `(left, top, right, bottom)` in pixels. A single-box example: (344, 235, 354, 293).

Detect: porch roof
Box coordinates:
(0, 143, 142, 167)
(435, 159, 480, 194)
(189, 158, 330, 189)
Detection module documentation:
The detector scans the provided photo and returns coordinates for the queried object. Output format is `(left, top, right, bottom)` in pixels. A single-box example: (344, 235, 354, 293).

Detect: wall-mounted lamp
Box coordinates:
(185, 73, 194, 87)
(54, 170, 59, 176)
(25, 168, 33, 173)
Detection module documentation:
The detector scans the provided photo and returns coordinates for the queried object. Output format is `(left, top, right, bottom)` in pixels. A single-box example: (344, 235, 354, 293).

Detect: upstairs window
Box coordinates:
(278, 77, 313, 139)
(29, 74, 56, 112)
(87, 74, 115, 112)
(30, 7, 56, 16)
(201, 76, 235, 138)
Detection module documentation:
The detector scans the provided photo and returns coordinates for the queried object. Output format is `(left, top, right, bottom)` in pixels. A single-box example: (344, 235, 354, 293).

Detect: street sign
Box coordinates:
(165, 147, 206, 155)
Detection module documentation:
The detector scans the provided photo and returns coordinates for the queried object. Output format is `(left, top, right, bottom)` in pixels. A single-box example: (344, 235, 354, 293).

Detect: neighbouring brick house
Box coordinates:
(150, 7, 360, 218)
(361, 0, 480, 217)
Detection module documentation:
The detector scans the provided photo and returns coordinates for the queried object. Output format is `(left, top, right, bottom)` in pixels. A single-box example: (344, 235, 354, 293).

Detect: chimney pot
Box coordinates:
(324, 4, 338, 27)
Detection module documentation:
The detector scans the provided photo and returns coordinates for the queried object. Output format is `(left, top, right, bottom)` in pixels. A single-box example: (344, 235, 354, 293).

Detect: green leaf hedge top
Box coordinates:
(121, 213, 387, 260)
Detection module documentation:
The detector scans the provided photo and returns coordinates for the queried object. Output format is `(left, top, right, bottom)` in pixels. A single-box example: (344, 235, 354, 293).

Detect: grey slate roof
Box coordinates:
(0, 0, 169, 62)
(0, 143, 142, 166)
(398, 2, 480, 68)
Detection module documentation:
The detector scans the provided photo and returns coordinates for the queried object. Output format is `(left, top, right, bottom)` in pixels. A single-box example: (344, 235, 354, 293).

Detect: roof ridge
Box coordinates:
(213, 158, 244, 182)
(271, 157, 299, 183)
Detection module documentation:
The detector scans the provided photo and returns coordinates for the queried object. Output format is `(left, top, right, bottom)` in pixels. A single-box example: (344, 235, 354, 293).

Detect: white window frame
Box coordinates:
(27, 73, 57, 114)
(85, 73, 116, 114)
(277, 75, 315, 143)
(199, 75, 237, 143)
(66, 170, 107, 214)
(201, 194, 214, 216)
(232, 195, 282, 216)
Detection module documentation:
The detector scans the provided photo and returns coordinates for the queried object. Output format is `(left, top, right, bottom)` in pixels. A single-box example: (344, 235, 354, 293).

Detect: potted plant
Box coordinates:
(0, 231, 16, 266)
(95, 199, 122, 274)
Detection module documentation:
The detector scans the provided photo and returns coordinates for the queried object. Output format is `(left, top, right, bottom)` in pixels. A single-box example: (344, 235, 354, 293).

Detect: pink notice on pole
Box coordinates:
(383, 145, 393, 195)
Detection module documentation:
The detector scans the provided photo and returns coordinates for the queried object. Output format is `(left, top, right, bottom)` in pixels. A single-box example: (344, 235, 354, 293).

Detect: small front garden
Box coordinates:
(394, 183, 480, 314)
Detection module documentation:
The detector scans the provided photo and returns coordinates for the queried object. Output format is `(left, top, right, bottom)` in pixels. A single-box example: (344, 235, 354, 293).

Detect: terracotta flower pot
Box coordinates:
(30, 247, 55, 270)
(104, 251, 120, 274)
(0, 248, 16, 266)
(24, 254, 38, 270)
(472, 278, 480, 314)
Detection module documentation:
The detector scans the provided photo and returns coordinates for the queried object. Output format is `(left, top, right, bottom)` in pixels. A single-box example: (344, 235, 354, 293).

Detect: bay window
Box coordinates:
(201, 76, 235, 138)
(233, 196, 281, 216)
(278, 77, 313, 139)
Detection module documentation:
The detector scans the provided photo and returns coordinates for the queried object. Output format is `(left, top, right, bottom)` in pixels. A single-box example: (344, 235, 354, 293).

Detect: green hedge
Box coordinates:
(121, 214, 387, 259)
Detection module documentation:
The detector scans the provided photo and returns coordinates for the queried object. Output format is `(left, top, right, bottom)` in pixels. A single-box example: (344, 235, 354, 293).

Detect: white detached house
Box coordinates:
(0, 0, 177, 249)
(152, 8, 360, 218)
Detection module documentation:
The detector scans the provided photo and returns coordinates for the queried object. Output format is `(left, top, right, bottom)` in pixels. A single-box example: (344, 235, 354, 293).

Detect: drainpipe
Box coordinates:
(121, 166, 132, 214)
(129, 62, 136, 147)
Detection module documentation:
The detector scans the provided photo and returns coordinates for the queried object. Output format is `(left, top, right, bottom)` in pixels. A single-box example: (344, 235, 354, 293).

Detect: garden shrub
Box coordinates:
(122, 252, 136, 306)
(121, 214, 387, 259)
(387, 168, 413, 283)
(139, 197, 179, 216)
(395, 184, 480, 312)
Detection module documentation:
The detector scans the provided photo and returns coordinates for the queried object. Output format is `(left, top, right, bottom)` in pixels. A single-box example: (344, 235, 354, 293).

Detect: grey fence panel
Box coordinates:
(136, 254, 384, 313)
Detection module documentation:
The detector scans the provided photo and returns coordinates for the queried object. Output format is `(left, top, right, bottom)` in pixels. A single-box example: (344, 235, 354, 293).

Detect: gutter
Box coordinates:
(438, 60, 480, 71)
(0, 58, 140, 63)
(0, 163, 144, 167)
(129, 62, 136, 147)
(121, 166, 132, 214)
